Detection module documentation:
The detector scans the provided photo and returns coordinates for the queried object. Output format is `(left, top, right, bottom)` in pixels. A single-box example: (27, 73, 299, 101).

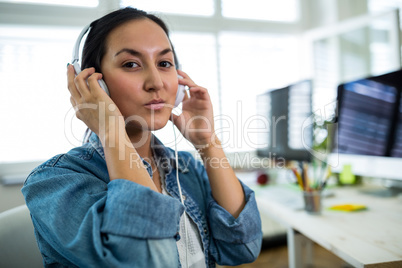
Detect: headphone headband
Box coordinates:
(72, 24, 91, 65)
(72, 23, 180, 70)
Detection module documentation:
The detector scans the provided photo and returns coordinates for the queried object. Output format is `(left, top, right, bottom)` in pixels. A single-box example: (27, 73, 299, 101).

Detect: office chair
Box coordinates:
(0, 204, 43, 268)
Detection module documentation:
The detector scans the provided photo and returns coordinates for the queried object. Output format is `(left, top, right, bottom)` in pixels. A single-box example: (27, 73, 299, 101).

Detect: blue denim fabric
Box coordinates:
(22, 133, 262, 267)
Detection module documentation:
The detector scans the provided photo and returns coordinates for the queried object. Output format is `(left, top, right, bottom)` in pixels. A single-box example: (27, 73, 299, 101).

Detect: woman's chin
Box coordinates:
(125, 118, 169, 132)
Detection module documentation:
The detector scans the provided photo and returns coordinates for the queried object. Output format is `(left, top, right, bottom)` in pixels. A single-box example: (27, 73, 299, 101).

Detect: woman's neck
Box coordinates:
(126, 129, 153, 160)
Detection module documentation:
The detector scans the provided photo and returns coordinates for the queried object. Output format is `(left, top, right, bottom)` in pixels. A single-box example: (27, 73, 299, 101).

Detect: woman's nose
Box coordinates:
(144, 67, 163, 92)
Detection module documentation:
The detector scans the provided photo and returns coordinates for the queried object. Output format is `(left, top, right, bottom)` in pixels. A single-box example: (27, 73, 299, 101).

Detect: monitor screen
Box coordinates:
(333, 69, 402, 157)
(391, 93, 402, 157)
(256, 80, 313, 161)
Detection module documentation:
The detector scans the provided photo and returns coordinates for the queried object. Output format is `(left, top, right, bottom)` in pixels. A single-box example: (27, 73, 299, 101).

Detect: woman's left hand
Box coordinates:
(173, 71, 245, 218)
(170, 70, 216, 148)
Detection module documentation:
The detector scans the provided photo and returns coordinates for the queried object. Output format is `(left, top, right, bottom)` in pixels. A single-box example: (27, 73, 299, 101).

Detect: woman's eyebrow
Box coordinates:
(115, 48, 140, 57)
(114, 48, 173, 57)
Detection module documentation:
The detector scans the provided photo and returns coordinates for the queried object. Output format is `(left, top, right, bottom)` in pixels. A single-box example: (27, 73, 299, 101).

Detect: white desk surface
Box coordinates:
(254, 184, 402, 268)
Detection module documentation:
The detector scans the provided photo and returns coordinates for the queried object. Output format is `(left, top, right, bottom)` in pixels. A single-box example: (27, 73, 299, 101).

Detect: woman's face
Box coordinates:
(101, 18, 178, 132)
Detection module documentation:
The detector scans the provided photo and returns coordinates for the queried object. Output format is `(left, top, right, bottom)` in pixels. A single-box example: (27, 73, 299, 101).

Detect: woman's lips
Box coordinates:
(144, 99, 165, 110)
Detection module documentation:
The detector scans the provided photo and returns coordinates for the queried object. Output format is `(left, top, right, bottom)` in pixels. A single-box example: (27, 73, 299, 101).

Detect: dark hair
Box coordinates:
(81, 7, 178, 72)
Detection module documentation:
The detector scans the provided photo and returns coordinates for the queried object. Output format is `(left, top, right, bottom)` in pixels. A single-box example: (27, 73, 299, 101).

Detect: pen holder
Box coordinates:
(303, 190, 322, 214)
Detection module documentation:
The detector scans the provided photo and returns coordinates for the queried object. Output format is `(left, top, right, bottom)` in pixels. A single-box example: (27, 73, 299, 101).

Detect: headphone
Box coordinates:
(71, 24, 186, 107)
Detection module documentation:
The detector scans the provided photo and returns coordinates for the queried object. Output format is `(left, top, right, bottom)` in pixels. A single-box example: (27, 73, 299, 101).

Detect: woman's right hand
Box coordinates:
(67, 65, 124, 139)
(67, 65, 158, 191)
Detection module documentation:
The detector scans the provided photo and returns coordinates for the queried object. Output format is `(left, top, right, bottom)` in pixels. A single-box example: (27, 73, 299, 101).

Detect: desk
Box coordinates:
(255, 184, 402, 268)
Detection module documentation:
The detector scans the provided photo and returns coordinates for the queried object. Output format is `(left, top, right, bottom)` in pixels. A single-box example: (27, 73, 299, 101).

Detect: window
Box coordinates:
(0, 25, 85, 163)
(369, 0, 402, 14)
(369, 0, 402, 74)
(310, 8, 401, 112)
(221, 0, 300, 22)
(219, 32, 300, 152)
(120, 0, 214, 16)
(0, 0, 98, 7)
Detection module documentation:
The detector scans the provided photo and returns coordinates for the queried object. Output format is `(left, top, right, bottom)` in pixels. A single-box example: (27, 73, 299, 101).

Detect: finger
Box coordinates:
(67, 64, 82, 99)
(87, 72, 104, 94)
(70, 96, 76, 107)
(177, 69, 187, 77)
(188, 86, 209, 100)
(169, 113, 186, 135)
(177, 70, 197, 88)
(74, 67, 96, 98)
(182, 89, 190, 102)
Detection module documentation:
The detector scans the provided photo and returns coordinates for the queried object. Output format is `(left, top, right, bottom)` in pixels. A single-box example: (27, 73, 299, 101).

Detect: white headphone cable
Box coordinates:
(171, 116, 189, 268)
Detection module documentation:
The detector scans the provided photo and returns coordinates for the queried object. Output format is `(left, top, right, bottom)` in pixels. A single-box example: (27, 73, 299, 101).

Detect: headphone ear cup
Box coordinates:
(175, 84, 186, 107)
(174, 75, 185, 107)
(72, 62, 82, 76)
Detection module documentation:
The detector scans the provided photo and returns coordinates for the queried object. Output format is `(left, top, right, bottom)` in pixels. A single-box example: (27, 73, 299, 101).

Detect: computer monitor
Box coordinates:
(331, 69, 402, 185)
(334, 72, 400, 156)
(256, 80, 313, 162)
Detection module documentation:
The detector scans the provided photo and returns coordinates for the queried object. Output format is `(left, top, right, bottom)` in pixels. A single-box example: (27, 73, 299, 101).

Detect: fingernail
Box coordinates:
(67, 63, 70, 68)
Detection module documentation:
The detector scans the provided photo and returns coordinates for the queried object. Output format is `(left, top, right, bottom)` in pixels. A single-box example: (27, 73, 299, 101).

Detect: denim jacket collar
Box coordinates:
(88, 132, 189, 175)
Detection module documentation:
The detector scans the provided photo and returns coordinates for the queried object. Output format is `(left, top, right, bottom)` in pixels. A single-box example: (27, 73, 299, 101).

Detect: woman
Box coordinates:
(22, 7, 262, 268)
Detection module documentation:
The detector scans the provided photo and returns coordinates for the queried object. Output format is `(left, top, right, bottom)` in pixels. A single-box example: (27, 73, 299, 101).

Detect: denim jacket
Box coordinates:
(22, 133, 262, 267)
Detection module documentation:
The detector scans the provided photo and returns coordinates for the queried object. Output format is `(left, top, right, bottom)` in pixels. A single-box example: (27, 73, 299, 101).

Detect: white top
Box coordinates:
(159, 167, 206, 268)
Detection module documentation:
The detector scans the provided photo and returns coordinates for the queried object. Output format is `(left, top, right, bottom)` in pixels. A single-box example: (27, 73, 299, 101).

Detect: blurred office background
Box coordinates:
(0, 0, 401, 205)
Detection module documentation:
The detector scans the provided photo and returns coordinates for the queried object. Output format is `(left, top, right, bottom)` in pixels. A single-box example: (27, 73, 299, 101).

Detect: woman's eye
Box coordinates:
(159, 61, 173, 68)
(123, 62, 139, 68)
